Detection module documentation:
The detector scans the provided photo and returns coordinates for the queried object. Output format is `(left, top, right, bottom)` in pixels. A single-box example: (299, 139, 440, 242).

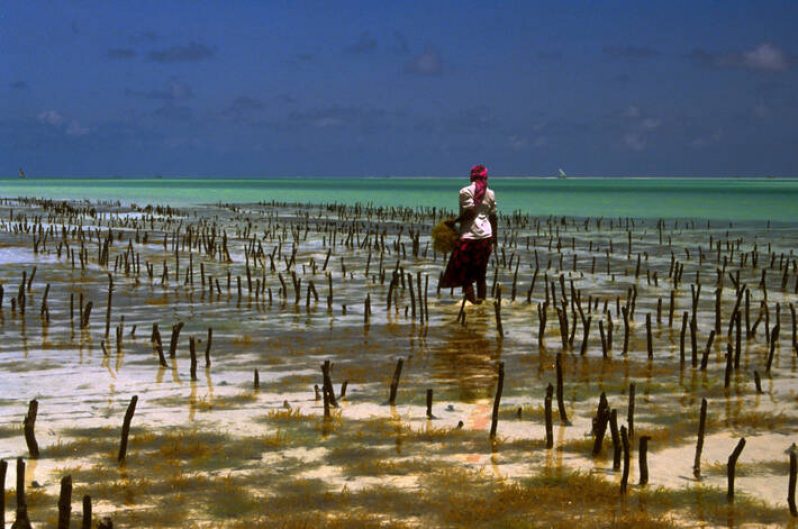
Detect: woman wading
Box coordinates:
(440, 164, 498, 304)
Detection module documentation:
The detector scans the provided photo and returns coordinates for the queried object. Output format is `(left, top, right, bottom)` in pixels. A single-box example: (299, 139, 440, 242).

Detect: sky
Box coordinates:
(2, 1, 797, 177)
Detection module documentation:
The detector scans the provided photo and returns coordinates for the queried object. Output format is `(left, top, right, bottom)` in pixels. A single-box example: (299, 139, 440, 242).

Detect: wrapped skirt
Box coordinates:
(439, 237, 493, 289)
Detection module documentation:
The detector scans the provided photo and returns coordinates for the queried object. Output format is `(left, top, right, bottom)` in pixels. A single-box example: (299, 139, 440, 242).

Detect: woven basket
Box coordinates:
(431, 220, 458, 253)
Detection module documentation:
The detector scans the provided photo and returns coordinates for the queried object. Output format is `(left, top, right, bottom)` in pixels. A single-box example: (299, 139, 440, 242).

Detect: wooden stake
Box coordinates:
(621, 307, 630, 356)
(538, 302, 548, 349)
(388, 358, 404, 405)
(118, 395, 138, 463)
(580, 316, 592, 356)
(668, 289, 675, 327)
(789, 445, 798, 517)
(81, 301, 93, 330)
(727, 437, 747, 502)
(82, 495, 92, 529)
(693, 398, 707, 479)
(555, 353, 569, 425)
(14, 458, 31, 529)
(321, 360, 338, 408)
(152, 324, 168, 367)
(168, 322, 184, 358)
(700, 330, 715, 371)
(766, 324, 779, 373)
(680, 312, 688, 365)
(23, 400, 39, 459)
(609, 409, 621, 470)
(0, 459, 6, 529)
(489, 362, 504, 439)
(599, 319, 608, 358)
(620, 425, 630, 494)
(205, 328, 212, 367)
(724, 344, 733, 388)
(592, 399, 610, 456)
(322, 382, 330, 418)
(58, 475, 72, 529)
(734, 311, 742, 369)
(627, 383, 636, 439)
(639, 436, 651, 485)
(544, 383, 554, 449)
(105, 274, 113, 338)
(189, 337, 198, 381)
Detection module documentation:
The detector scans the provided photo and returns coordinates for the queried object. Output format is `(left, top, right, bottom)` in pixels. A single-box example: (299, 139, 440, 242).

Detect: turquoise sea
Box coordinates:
(1, 177, 797, 222)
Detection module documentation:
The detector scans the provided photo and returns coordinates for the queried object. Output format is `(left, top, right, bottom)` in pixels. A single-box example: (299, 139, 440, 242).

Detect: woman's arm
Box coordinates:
(489, 213, 498, 246)
(445, 189, 477, 227)
(447, 207, 477, 226)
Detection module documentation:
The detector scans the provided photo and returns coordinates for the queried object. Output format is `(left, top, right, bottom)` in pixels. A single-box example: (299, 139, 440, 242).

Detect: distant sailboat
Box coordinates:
(18, 167, 26, 179)
(558, 168, 567, 179)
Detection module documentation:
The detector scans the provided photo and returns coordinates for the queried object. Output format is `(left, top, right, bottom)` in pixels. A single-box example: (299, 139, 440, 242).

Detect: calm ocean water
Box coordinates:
(1, 177, 797, 222)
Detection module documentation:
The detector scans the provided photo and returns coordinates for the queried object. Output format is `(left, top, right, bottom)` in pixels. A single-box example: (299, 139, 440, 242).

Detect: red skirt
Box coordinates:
(439, 237, 493, 288)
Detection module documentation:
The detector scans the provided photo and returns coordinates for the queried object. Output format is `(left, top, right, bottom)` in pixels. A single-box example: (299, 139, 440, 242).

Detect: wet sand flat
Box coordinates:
(0, 197, 797, 528)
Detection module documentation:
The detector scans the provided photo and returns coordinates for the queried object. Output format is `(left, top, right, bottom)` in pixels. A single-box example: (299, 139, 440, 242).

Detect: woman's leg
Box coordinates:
(464, 283, 479, 304)
(476, 241, 491, 300)
(476, 277, 487, 300)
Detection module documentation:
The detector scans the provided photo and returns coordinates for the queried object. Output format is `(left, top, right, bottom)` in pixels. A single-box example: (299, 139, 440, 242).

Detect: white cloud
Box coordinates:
(691, 42, 791, 73)
(623, 132, 646, 151)
(405, 48, 443, 75)
(38, 110, 65, 126)
(752, 103, 771, 119)
(167, 80, 193, 100)
(66, 120, 90, 137)
(641, 118, 661, 130)
(508, 135, 528, 150)
(742, 43, 789, 72)
(690, 130, 722, 149)
(313, 117, 345, 128)
(620, 106, 660, 150)
(125, 79, 193, 101)
(37, 110, 90, 136)
(622, 105, 641, 118)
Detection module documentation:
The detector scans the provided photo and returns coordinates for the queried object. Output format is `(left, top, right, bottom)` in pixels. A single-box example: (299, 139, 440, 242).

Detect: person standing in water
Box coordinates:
(439, 164, 498, 304)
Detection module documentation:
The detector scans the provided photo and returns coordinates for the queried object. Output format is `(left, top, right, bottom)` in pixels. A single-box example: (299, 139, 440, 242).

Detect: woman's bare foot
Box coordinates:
(464, 285, 481, 304)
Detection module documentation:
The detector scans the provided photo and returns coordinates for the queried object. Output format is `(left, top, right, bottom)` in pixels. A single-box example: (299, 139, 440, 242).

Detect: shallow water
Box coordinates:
(2, 176, 798, 221)
(0, 197, 796, 527)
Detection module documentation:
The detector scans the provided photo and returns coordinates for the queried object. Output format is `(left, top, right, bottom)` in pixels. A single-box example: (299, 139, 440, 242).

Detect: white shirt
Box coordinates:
(459, 183, 497, 240)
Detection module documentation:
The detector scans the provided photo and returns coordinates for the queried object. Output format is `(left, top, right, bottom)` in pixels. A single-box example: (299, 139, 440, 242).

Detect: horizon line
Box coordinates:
(2, 174, 797, 180)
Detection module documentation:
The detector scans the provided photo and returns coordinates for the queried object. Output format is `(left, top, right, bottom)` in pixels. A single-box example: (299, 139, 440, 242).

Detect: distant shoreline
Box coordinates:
(2, 177, 797, 222)
(1, 175, 797, 181)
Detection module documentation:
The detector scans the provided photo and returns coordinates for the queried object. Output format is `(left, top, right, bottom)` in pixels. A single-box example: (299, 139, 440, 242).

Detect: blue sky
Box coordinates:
(2, 1, 797, 177)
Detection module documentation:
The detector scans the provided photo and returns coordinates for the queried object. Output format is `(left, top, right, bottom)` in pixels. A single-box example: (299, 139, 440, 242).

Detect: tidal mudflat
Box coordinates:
(0, 197, 797, 528)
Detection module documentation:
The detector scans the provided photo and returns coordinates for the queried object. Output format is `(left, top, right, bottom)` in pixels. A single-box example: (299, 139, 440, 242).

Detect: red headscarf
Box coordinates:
(470, 164, 488, 205)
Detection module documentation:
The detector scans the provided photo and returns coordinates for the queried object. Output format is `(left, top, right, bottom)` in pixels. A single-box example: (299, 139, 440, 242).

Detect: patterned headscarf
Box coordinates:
(470, 164, 488, 205)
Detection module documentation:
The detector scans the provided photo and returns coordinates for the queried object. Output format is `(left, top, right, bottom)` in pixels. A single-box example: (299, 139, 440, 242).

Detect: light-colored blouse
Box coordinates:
(459, 183, 497, 240)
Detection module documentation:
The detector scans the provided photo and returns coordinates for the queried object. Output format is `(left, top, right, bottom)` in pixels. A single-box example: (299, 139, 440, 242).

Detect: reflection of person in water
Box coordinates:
(439, 164, 498, 304)
(432, 329, 501, 403)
